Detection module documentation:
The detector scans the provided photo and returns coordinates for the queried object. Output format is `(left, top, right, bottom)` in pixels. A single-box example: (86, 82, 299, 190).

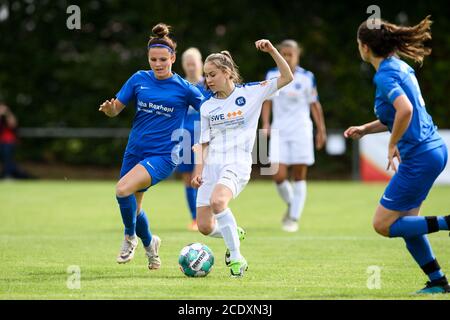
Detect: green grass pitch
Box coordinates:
(0, 180, 449, 300)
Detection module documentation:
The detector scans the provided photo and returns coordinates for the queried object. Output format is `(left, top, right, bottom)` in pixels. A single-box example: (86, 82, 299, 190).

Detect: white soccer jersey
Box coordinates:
(199, 78, 279, 166)
(266, 66, 318, 141)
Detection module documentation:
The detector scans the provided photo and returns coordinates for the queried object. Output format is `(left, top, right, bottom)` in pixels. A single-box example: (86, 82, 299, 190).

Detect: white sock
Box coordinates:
(289, 180, 307, 221)
(215, 208, 241, 261)
(207, 221, 223, 238)
(276, 180, 293, 205)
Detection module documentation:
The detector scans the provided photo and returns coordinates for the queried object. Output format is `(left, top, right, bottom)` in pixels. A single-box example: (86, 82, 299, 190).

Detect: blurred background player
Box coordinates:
(0, 102, 31, 180)
(345, 16, 450, 294)
(177, 47, 211, 231)
(99, 24, 204, 270)
(191, 39, 293, 277)
(261, 40, 327, 232)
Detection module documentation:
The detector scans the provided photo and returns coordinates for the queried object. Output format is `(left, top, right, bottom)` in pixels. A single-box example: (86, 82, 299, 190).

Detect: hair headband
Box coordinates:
(148, 43, 174, 53)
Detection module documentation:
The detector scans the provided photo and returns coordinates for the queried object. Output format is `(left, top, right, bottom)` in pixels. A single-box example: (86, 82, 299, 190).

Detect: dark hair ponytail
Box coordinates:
(147, 23, 177, 52)
(152, 23, 169, 38)
(358, 15, 432, 64)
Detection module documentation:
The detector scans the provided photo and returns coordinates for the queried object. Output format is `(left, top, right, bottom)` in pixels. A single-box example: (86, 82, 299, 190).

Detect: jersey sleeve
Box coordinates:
(307, 73, 319, 104)
(187, 84, 205, 111)
(198, 106, 211, 144)
(375, 71, 406, 104)
(252, 77, 279, 103)
(265, 71, 279, 101)
(116, 73, 138, 105)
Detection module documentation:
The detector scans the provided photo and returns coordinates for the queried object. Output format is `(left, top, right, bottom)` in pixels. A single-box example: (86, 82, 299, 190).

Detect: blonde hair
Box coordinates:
(278, 39, 302, 55)
(204, 51, 242, 89)
(182, 47, 202, 63)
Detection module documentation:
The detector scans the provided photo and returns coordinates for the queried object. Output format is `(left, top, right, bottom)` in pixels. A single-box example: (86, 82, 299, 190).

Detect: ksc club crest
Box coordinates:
(235, 96, 246, 106)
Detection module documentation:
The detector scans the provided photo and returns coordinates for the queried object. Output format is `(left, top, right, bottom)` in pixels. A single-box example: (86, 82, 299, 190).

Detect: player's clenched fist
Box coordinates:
(191, 172, 203, 189)
(255, 39, 276, 53)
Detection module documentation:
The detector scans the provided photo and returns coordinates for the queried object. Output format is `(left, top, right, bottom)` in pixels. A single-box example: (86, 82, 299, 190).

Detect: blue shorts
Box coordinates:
(176, 162, 195, 173)
(380, 144, 448, 211)
(120, 152, 176, 192)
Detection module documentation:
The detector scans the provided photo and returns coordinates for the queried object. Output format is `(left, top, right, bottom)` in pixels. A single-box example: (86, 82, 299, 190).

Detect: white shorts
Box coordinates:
(269, 134, 315, 166)
(196, 162, 251, 207)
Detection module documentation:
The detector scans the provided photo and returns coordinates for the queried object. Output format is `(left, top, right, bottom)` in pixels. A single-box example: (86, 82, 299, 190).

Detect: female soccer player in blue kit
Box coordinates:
(345, 16, 450, 294)
(176, 48, 211, 231)
(99, 24, 204, 269)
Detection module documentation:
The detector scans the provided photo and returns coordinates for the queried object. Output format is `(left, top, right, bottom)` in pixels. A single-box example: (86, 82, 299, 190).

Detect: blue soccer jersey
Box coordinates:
(373, 56, 443, 159)
(116, 70, 204, 157)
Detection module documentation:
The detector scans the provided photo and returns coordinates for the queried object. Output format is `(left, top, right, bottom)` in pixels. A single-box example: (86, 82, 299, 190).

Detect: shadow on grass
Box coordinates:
(80, 273, 188, 281)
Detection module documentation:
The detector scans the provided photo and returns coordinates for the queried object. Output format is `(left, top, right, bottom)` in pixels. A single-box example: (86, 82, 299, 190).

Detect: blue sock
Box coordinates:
(185, 186, 197, 220)
(136, 210, 152, 247)
(404, 235, 445, 281)
(389, 215, 450, 238)
(116, 195, 137, 237)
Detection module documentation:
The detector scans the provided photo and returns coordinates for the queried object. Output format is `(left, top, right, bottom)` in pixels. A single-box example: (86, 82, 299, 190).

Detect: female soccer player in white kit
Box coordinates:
(191, 39, 293, 277)
(261, 40, 327, 232)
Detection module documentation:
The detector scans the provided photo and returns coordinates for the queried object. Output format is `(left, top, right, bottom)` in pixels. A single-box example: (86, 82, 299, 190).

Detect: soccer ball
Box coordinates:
(178, 243, 214, 277)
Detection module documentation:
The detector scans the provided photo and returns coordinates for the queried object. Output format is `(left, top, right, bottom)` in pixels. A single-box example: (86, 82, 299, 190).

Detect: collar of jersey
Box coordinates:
(211, 85, 237, 100)
(377, 55, 398, 73)
(148, 70, 177, 82)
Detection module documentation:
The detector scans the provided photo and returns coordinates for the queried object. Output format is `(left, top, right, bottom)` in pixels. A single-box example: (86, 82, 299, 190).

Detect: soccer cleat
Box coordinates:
(415, 277, 450, 294)
(188, 220, 198, 232)
(229, 257, 248, 278)
(225, 227, 246, 267)
(237, 226, 246, 241)
(145, 235, 161, 270)
(117, 235, 138, 264)
(282, 217, 299, 232)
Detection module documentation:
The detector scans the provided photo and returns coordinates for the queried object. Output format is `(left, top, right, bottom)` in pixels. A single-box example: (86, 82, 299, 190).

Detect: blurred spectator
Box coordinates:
(0, 102, 32, 179)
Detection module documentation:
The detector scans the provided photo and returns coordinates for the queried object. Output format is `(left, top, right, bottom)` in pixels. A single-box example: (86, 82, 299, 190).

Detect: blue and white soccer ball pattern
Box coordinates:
(178, 243, 215, 277)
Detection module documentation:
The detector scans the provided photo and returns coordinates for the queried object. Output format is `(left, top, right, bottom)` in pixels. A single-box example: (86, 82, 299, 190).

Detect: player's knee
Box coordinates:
(273, 173, 287, 184)
(210, 195, 228, 213)
(115, 181, 133, 198)
(372, 219, 390, 237)
(197, 220, 213, 236)
(293, 172, 306, 181)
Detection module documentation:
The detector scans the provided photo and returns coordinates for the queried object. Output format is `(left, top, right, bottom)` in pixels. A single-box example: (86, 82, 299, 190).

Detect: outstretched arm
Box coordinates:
(99, 98, 126, 117)
(255, 39, 293, 89)
(344, 120, 388, 140)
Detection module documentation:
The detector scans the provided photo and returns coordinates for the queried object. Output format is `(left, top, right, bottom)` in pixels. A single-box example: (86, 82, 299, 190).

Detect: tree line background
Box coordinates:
(0, 0, 449, 178)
